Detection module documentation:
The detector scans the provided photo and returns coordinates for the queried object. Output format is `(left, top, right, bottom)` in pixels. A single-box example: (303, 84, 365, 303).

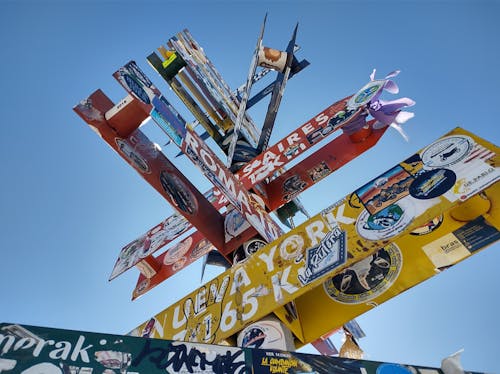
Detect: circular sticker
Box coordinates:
(356, 199, 415, 241)
(115, 139, 150, 173)
(347, 80, 385, 109)
(190, 239, 214, 260)
(159, 171, 198, 215)
(240, 327, 266, 349)
(323, 243, 402, 304)
(237, 321, 285, 349)
(420, 135, 473, 168)
(163, 237, 193, 265)
(243, 238, 267, 257)
(279, 234, 305, 260)
(409, 168, 456, 199)
(410, 215, 443, 236)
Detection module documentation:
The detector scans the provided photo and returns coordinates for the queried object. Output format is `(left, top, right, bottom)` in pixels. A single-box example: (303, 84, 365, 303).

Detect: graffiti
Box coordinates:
(132, 340, 247, 374)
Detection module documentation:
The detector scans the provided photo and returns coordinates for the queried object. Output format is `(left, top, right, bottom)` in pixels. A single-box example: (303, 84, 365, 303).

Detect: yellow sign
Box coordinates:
(130, 127, 498, 345)
(294, 181, 499, 344)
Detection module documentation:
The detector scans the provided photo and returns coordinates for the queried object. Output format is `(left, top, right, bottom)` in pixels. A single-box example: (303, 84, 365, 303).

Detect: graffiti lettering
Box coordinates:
(132, 340, 247, 374)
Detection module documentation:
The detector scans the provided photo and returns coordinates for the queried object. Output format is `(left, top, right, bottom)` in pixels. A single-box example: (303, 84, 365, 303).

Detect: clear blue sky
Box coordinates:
(1, 0, 499, 372)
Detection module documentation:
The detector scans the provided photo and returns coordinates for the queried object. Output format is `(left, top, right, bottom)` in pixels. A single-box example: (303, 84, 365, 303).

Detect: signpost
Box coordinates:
(68, 19, 499, 373)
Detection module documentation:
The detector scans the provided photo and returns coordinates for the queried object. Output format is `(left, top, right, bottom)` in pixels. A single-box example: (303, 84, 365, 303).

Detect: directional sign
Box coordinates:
(293, 181, 500, 344)
(130, 127, 498, 344)
(73, 89, 225, 251)
(113, 61, 284, 244)
(0, 323, 456, 374)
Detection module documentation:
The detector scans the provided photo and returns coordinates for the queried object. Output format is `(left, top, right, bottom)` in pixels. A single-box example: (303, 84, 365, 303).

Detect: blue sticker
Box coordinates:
(298, 227, 346, 285)
(409, 168, 456, 199)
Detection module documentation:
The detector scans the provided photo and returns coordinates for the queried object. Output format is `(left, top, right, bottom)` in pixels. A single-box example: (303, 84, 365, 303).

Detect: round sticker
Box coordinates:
(420, 135, 473, 168)
(243, 238, 267, 257)
(347, 80, 385, 109)
(323, 243, 402, 304)
(237, 321, 285, 349)
(163, 237, 193, 265)
(115, 139, 150, 173)
(356, 199, 415, 241)
(410, 215, 443, 236)
(409, 168, 456, 199)
(159, 171, 198, 215)
(190, 239, 214, 260)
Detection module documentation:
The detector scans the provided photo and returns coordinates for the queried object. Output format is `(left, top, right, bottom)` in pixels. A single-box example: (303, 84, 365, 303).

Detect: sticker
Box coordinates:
(326, 107, 359, 132)
(410, 215, 443, 236)
(279, 235, 305, 261)
(355, 165, 413, 215)
(347, 80, 385, 109)
(95, 350, 131, 370)
(190, 238, 215, 260)
(243, 238, 267, 257)
(453, 216, 500, 253)
(282, 175, 307, 201)
(240, 326, 267, 349)
(409, 168, 456, 199)
(452, 164, 498, 201)
(224, 209, 251, 241)
(356, 198, 415, 241)
(140, 317, 160, 338)
(420, 135, 474, 168)
(159, 171, 198, 214)
(422, 233, 470, 270)
(172, 257, 187, 271)
(133, 278, 150, 298)
(115, 139, 150, 173)
(283, 144, 301, 159)
(135, 260, 157, 279)
(306, 127, 324, 145)
(238, 321, 285, 349)
(297, 227, 347, 285)
(323, 243, 402, 304)
(258, 46, 287, 72)
(116, 61, 156, 105)
(163, 237, 193, 265)
(308, 161, 332, 182)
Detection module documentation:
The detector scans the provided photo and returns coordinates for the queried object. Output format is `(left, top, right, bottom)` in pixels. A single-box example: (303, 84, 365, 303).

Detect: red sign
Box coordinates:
(73, 89, 225, 252)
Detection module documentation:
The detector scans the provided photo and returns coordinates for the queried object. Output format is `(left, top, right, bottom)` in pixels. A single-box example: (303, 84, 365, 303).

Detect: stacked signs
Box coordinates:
(75, 56, 397, 300)
(0, 323, 475, 373)
(130, 128, 499, 346)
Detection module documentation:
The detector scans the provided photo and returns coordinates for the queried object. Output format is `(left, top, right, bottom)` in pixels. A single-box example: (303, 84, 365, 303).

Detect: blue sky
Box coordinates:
(1, 0, 499, 372)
